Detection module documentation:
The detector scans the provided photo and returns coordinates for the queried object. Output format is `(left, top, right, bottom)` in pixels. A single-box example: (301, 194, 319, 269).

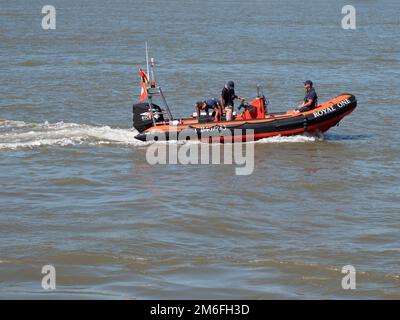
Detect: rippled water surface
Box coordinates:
(1, 0, 400, 299)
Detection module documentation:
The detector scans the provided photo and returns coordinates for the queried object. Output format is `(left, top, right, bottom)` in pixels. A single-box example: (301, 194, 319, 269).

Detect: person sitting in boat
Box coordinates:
(295, 80, 318, 113)
(195, 98, 222, 122)
(221, 81, 245, 121)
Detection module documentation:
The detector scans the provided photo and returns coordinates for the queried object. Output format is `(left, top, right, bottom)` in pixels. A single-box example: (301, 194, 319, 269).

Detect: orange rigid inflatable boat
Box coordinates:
(132, 56, 356, 142)
(133, 92, 357, 142)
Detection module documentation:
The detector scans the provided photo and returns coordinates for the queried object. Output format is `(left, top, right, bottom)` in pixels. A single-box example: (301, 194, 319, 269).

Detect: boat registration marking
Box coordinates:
(198, 125, 228, 133)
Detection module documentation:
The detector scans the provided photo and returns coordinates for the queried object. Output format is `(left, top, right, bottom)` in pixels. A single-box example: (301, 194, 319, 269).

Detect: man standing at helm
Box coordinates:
(221, 81, 245, 121)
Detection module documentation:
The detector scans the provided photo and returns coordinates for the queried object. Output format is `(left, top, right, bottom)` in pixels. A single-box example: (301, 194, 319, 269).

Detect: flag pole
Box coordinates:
(145, 42, 150, 83)
(144, 42, 156, 126)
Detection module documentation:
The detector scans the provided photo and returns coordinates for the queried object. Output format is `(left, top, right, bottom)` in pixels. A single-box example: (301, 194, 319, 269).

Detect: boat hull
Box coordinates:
(134, 94, 357, 142)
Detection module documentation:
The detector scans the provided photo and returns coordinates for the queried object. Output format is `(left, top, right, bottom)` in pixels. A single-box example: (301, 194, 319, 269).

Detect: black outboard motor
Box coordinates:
(132, 103, 164, 133)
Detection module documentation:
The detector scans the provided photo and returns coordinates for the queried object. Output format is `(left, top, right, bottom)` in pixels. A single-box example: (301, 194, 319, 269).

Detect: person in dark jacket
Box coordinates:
(221, 81, 245, 121)
(295, 80, 318, 113)
(195, 98, 222, 122)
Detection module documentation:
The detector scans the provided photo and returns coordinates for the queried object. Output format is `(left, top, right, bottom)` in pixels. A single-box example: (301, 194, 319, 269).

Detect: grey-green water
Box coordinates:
(1, 0, 400, 299)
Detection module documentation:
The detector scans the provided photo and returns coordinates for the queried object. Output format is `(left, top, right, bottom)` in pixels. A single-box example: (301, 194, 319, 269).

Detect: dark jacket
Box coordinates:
(304, 87, 318, 108)
(221, 87, 237, 108)
(298, 88, 318, 112)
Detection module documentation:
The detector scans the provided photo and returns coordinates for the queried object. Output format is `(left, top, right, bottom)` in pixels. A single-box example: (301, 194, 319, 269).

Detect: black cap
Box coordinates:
(227, 81, 235, 89)
(304, 80, 313, 86)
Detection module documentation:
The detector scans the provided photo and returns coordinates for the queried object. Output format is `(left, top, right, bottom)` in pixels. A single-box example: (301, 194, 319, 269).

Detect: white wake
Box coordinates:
(255, 133, 324, 143)
(0, 120, 147, 150)
(0, 119, 323, 150)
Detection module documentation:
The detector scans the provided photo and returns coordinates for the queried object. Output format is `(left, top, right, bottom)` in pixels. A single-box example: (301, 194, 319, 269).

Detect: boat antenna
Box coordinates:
(144, 44, 174, 121)
(145, 42, 150, 82)
(150, 58, 156, 86)
(144, 42, 157, 126)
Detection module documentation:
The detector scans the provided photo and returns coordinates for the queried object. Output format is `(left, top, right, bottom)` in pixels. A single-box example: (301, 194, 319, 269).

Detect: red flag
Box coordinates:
(139, 68, 149, 102)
